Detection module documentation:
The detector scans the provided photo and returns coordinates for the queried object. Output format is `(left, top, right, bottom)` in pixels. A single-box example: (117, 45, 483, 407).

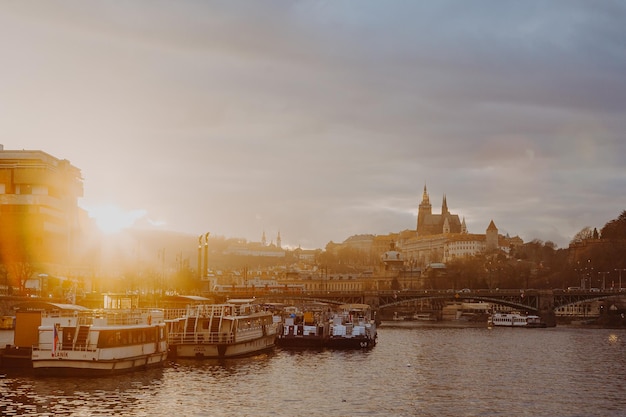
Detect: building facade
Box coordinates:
(0, 146, 84, 278)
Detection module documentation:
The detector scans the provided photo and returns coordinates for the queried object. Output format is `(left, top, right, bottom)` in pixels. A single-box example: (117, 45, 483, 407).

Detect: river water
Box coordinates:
(1, 323, 625, 417)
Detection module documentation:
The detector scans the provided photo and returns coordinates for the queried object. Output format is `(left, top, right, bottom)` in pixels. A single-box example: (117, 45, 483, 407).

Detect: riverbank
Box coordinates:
(380, 320, 487, 329)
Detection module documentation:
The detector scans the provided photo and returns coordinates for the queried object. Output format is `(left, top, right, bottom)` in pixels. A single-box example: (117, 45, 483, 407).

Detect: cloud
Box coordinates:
(1, 1, 625, 249)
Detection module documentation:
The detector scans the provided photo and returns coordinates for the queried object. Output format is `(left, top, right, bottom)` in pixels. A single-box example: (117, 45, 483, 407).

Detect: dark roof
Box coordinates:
(13, 301, 90, 311)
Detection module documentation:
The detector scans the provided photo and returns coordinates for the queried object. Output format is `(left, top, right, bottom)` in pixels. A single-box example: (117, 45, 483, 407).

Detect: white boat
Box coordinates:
(167, 299, 277, 358)
(327, 304, 377, 349)
(412, 313, 437, 321)
(488, 312, 546, 328)
(31, 308, 168, 376)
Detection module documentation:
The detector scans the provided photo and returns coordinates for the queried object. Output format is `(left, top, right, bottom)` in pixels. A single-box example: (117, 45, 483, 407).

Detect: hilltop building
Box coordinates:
(337, 184, 523, 269)
(417, 185, 467, 236)
(224, 231, 285, 257)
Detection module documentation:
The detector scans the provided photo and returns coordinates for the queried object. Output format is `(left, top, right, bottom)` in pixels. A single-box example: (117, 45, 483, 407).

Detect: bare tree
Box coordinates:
(0, 264, 8, 295)
(570, 226, 594, 245)
(8, 261, 35, 294)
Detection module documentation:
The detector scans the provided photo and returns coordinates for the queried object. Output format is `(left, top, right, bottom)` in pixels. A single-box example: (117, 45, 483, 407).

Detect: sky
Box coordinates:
(1, 1, 625, 250)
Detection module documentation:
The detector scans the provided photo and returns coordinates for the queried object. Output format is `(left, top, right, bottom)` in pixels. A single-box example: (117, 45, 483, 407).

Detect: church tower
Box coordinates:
(276, 231, 282, 249)
(417, 184, 432, 233)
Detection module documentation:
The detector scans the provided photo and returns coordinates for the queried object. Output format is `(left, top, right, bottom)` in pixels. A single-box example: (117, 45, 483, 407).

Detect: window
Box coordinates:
(18, 184, 33, 194)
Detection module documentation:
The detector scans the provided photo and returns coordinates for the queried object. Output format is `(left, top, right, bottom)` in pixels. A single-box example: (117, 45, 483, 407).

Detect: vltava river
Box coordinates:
(2, 323, 625, 416)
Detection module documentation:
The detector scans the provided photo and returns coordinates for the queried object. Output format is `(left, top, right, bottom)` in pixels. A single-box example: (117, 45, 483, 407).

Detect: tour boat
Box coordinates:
(327, 304, 377, 349)
(276, 305, 332, 349)
(31, 308, 168, 376)
(166, 299, 277, 358)
(488, 311, 546, 328)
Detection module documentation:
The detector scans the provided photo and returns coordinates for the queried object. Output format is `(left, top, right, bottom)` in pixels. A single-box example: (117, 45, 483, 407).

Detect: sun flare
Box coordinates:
(86, 204, 146, 235)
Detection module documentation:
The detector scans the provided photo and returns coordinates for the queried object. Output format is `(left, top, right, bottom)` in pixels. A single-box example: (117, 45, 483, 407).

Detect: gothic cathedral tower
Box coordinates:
(417, 184, 432, 233)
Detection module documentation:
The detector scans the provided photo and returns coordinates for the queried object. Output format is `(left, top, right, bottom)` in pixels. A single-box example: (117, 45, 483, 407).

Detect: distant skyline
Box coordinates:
(1, 1, 625, 249)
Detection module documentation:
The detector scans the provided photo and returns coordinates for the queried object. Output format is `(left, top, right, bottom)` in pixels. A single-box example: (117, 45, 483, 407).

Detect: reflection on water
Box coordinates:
(2, 326, 626, 416)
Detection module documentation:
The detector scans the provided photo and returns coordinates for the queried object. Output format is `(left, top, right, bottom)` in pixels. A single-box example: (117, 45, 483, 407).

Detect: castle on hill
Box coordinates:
(340, 184, 523, 268)
(417, 185, 466, 236)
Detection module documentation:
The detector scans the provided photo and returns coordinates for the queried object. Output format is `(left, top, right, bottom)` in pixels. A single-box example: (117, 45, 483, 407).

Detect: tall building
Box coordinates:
(0, 146, 84, 276)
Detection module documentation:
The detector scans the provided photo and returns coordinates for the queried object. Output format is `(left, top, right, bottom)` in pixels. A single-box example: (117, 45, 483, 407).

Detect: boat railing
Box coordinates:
(40, 308, 165, 326)
(32, 342, 97, 353)
(93, 309, 165, 325)
(169, 331, 235, 344)
(168, 324, 267, 344)
(235, 326, 265, 342)
(163, 308, 188, 320)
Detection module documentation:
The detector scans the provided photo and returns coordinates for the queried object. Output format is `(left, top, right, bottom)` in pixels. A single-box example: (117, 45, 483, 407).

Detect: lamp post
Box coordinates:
(615, 268, 626, 291)
(197, 235, 203, 280)
(574, 261, 583, 289)
(581, 259, 593, 290)
(597, 271, 609, 291)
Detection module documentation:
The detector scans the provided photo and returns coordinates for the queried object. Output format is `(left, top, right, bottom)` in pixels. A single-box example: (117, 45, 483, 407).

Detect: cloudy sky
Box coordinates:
(1, 1, 625, 250)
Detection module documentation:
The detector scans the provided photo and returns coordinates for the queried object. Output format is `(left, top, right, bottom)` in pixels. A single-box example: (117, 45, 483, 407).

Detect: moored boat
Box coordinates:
(276, 304, 332, 349)
(327, 304, 377, 349)
(31, 308, 168, 376)
(488, 311, 546, 328)
(166, 299, 277, 358)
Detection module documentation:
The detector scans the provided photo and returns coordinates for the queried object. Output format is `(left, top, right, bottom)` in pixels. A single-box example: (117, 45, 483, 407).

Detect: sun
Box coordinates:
(86, 204, 146, 235)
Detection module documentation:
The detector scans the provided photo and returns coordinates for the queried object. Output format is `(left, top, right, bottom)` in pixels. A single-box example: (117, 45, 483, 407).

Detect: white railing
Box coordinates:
(32, 343, 97, 352)
(168, 332, 234, 344)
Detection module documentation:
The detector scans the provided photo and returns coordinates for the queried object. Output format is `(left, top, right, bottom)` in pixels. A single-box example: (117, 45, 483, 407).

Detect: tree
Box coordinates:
(8, 261, 35, 294)
(601, 210, 626, 240)
(570, 227, 594, 245)
(0, 264, 9, 294)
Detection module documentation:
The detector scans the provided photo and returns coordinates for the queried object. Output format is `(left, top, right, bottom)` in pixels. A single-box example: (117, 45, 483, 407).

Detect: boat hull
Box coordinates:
(170, 333, 276, 358)
(276, 335, 327, 348)
(31, 351, 168, 376)
(326, 336, 376, 349)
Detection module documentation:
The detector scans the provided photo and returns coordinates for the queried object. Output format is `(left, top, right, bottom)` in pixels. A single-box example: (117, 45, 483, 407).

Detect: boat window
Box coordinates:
(97, 330, 116, 348)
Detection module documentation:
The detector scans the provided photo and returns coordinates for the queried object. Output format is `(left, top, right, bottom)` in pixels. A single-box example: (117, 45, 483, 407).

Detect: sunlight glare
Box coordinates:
(87, 204, 147, 234)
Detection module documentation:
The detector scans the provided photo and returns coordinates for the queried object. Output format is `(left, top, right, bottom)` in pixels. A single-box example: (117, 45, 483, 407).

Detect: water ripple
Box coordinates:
(2, 326, 626, 416)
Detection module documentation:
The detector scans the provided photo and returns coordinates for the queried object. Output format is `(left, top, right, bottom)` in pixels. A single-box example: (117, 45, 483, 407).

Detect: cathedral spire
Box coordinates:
(442, 194, 448, 214)
(417, 183, 432, 233)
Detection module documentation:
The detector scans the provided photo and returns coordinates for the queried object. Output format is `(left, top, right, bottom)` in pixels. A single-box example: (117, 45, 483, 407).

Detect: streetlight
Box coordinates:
(197, 235, 203, 280)
(597, 271, 609, 291)
(615, 268, 626, 291)
(581, 259, 593, 290)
